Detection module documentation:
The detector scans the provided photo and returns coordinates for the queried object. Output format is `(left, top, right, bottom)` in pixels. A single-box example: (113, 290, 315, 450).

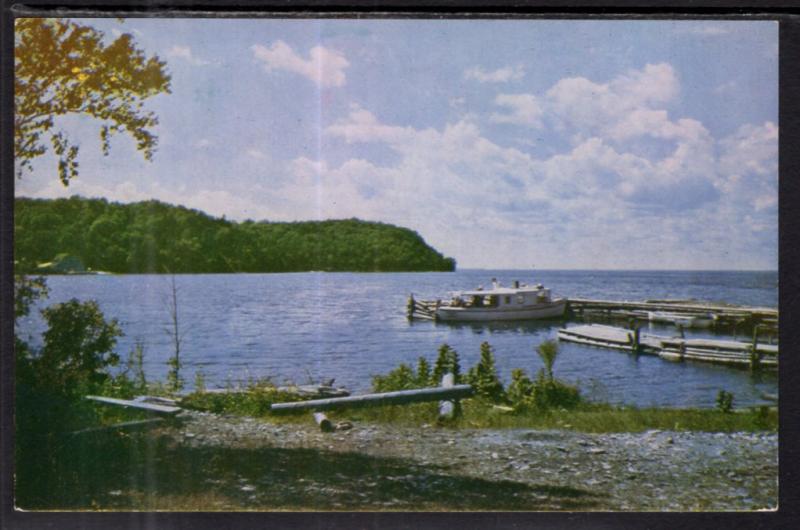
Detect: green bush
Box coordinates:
(716, 390, 734, 413)
(181, 383, 307, 417)
(507, 368, 535, 410)
(506, 367, 581, 412)
(371, 363, 419, 393)
(465, 342, 506, 403)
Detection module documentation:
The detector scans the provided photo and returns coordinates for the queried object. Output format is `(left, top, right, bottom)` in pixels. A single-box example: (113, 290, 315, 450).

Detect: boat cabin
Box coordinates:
(449, 281, 553, 309)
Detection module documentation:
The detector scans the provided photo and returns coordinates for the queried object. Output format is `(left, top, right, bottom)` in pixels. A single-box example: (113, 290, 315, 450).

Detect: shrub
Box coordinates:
(466, 342, 506, 403)
(507, 368, 535, 410)
(505, 366, 581, 412)
(372, 363, 419, 393)
(536, 340, 559, 382)
(181, 383, 309, 417)
(716, 390, 734, 413)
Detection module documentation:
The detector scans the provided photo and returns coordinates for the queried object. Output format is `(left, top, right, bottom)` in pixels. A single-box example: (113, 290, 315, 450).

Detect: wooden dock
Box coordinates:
(557, 324, 777, 369)
(408, 294, 777, 333)
(566, 298, 777, 332)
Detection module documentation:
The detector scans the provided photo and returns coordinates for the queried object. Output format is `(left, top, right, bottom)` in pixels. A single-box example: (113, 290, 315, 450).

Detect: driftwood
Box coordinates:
(86, 395, 182, 415)
(313, 412, 334, 432)
(272, 384, 474, 412)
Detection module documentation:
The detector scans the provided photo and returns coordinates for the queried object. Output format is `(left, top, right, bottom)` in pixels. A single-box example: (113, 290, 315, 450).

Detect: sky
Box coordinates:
(15, 18, 778, 270)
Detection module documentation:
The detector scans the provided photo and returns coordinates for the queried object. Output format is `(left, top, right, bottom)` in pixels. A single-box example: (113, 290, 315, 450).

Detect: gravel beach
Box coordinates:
(163, 410, 778, 511)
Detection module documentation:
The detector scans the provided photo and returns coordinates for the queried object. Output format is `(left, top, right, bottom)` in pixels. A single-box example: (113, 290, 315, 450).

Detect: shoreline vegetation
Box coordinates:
(13, 275, 776, 510)
(14, 196, 456, 274)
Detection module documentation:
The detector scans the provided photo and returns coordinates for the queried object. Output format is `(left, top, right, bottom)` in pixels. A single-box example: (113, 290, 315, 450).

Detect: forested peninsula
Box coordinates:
(14, 197, 456, 274)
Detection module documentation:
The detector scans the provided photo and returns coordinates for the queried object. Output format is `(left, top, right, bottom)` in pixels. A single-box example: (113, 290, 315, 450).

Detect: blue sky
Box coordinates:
(16, 18, 778, 270)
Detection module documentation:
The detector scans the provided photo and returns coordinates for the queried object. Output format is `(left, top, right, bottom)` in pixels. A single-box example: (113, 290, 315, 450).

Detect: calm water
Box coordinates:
(17, 270, 778, 408)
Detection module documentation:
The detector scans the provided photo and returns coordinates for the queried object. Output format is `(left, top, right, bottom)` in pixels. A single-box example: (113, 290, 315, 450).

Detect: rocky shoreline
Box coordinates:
(163, 410, 778, 511)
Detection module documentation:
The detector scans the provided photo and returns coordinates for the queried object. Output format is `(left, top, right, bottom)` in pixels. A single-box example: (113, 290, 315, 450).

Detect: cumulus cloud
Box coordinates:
(464, 65, 524, 83)
(717, 121, 778, 212)
(251, 41, 349, 87)
(546, 63, 679, 137)
(309, 61, 776, 267)
(490, 94, 543, 128)
(167, 45, 210, 66)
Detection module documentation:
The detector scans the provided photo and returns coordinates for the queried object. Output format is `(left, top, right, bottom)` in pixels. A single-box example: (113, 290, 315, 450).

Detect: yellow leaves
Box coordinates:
(70, 67, 90, 83)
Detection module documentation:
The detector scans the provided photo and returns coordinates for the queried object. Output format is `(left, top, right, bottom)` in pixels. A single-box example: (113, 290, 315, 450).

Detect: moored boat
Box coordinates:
(409, 279, 566, 322)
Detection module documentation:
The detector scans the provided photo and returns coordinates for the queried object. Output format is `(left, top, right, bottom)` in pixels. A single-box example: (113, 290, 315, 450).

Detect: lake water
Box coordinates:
(17, 270, 778, 408)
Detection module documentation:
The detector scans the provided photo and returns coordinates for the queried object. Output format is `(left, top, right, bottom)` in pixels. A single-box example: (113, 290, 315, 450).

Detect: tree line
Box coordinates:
(15, 196, 456, 274)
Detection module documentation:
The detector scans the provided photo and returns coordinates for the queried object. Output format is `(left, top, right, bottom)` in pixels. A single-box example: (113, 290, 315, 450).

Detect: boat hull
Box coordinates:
(436, 299, 567, 322)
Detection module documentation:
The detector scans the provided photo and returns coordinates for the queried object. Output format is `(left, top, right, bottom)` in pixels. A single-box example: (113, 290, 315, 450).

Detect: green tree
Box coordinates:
(431, 344, 462, 385)
(15, 18, 171, 184)
(36, 299, 122, 397)
(466, 342, 506, 402)
(415, 356, 431, 387)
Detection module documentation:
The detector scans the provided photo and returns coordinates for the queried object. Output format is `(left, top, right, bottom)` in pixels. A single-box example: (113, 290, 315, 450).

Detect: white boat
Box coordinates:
(431, 279, 567, 322)
(647, 311, 715, 329)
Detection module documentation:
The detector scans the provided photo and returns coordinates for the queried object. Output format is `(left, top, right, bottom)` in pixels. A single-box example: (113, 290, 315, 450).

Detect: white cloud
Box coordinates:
(251, 41, 349, 88)
(717, 121, 778, 211)
(167, 45, 210, 66)
(246, 148, 269, 160)
(546, 63, 679, 137)
(490, 94, 543, 128)
(464, 65, 524, 83)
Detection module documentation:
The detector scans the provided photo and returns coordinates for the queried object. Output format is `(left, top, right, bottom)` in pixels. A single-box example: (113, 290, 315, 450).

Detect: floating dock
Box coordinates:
(566, 298, 778, 333)
(557, 324, 777, 369)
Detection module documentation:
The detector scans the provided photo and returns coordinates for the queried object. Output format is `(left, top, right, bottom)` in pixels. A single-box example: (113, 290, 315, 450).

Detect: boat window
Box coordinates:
(504, 296, 511, 305)
(517, 295, 525, 304)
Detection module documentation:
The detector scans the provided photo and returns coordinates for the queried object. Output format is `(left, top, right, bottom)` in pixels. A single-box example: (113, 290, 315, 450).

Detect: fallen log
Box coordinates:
(86, 395, 182, 415)
(271, 384, 474, 412)
(313, 412, 334, 432)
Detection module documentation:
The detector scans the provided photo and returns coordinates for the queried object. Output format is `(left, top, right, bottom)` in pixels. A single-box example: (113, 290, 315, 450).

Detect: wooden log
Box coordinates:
(313, 412, 334, 432)
(86, 395, 182, 415)
(271, 384, 474, 412)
